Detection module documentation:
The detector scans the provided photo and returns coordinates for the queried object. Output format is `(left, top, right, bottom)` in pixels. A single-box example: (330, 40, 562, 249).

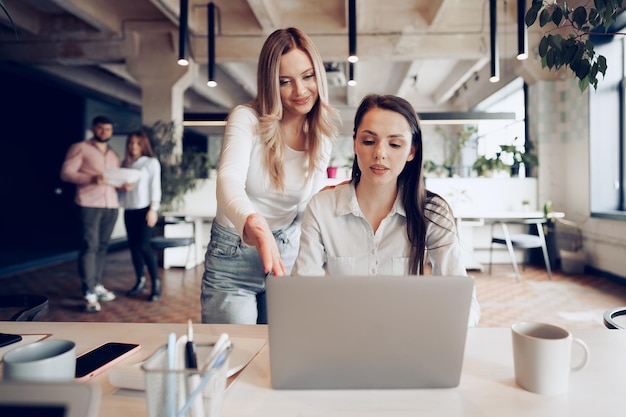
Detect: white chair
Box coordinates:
(151, 216, 197, 277)
(488, 220, 552, 282)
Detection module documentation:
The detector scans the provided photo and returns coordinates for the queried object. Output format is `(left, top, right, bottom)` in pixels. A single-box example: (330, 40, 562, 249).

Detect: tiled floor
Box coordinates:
(2, 249, 626, 329)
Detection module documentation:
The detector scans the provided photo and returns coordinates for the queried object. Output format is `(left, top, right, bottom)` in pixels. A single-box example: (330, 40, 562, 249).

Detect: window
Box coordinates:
(473, 77, 526, 165)
(589, 36, 626, 219)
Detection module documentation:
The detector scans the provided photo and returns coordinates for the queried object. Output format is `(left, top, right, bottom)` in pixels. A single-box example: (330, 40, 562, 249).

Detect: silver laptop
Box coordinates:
(266, 275, 474, 389)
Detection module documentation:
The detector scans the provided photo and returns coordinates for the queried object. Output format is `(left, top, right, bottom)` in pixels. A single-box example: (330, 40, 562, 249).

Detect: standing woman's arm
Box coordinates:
(147, 158, 161, 227)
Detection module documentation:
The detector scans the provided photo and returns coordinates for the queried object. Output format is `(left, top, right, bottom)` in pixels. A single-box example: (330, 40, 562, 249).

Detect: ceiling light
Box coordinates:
(207, 2, 217, 87)
(418, 112, 516, 125)
(348, 62, 357, 86)
(348, 0, 358, 63)
(178, 0, 189, 66)
(489, 0, 500, 82)
(517, 0, 529, 60)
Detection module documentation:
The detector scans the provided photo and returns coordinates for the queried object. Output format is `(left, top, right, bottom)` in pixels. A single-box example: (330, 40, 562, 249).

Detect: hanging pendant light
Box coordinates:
(489, 0, 500, 82)
(178, 0, 189, 66)
(348, 62, 357, 86)
(517, 0, 528, 60)
(348, 0, 358, 63)
(207, 2, 217, 87)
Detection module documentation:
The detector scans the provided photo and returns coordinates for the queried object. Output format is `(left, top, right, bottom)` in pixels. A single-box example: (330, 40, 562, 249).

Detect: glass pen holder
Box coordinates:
(142, 343, 232, 417)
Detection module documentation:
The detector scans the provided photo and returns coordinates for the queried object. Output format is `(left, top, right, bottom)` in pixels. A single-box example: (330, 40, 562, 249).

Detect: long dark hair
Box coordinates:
(351, 94, 453, 274)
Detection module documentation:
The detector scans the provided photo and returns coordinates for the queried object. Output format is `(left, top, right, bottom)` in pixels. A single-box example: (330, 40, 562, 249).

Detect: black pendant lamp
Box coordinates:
(178, 0, 189, 66)
(489, 0, 499, 83)
(207, 2, 217, 87)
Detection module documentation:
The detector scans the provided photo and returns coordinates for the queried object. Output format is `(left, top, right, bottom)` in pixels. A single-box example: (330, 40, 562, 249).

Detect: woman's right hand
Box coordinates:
(243, 214, 286, 277)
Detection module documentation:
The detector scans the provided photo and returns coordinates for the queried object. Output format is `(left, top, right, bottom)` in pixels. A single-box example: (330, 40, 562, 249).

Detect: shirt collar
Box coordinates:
(334, 182, 406, 218)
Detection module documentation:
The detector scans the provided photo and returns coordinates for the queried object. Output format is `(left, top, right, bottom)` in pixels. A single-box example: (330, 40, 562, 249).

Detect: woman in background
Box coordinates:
(293, 94, 480, 326)
(201, 27, 339, 324)
(119, 130, 162, 302)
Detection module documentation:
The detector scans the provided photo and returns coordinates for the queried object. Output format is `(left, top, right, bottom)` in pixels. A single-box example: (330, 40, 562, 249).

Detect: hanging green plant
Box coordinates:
(524, 0, 625, 92)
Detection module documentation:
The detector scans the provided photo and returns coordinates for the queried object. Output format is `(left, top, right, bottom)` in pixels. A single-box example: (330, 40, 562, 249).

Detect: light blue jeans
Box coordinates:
(201, 220, 300, 324)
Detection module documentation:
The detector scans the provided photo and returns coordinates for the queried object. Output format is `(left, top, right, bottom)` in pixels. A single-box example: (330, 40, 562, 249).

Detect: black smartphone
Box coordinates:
(0, 333, 22, 348)
(75, 342, 141, 381)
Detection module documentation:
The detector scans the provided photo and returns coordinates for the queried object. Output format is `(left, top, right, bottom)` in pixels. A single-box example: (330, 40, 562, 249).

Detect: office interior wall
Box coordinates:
(528, 78, 626, 279)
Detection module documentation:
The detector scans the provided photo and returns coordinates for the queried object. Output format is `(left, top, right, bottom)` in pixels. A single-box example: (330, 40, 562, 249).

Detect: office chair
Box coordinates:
(603, 307, 626, 329)
(488, 220, 552, 282)
(151, 215, 197, 276)
(0, 294, 49, 321)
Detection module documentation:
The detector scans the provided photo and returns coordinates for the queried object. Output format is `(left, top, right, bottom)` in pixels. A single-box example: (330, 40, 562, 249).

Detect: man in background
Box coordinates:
(61, 115, 120, 313)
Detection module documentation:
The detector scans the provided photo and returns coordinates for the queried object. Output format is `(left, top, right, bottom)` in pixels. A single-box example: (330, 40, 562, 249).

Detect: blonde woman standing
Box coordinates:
(201, 27, 339, 324)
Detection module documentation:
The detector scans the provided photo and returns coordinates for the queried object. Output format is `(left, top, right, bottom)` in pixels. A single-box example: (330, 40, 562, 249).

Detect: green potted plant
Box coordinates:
(143, 121, 205, 212)
(471, 153, 510, 177)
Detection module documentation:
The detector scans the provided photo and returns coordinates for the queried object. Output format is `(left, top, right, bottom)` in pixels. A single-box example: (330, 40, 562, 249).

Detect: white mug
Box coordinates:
(3, 339, 76, 382)
(511, 322, 589, 395)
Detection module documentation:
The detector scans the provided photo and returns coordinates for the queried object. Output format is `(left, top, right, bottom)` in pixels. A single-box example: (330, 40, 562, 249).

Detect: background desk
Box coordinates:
(454, 211, 563, 271)
(2, 323, 625, 416)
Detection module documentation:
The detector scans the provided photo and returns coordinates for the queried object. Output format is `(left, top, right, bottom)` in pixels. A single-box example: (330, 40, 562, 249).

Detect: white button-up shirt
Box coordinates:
(293, 182, 480, 326)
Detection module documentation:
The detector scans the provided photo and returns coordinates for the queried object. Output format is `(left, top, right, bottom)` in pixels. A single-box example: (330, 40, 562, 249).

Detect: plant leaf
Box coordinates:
(572, 6, 587, 28)
(552, 7, 563, 25)
(539, 8, 551, 27)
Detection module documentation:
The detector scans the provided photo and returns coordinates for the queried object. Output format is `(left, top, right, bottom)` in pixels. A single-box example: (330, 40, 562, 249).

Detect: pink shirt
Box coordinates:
(60, 139, 120, 208)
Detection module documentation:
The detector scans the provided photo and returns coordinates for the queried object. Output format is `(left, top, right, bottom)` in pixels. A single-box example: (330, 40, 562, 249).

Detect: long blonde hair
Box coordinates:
(253, 27, 339, 189)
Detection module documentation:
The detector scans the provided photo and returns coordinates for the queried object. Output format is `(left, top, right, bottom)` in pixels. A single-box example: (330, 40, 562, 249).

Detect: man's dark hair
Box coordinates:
(92, 115, 113, 126)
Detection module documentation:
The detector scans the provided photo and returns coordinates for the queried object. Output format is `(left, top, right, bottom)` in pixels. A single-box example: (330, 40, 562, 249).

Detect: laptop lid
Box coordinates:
(266, 275, 473, 390)
(0, 381, 100, 417)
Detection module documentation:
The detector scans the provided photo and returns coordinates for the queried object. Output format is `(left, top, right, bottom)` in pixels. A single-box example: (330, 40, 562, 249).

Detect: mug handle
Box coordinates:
(571, 337, 590, 372)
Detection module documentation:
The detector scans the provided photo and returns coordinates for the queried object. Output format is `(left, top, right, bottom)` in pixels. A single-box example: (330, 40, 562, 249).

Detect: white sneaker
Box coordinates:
(94, 285, 116, 301)
(84, 292, 101, 313)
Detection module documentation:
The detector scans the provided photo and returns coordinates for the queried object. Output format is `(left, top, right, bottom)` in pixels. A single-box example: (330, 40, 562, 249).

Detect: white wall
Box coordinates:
(528, 79, 626, 279)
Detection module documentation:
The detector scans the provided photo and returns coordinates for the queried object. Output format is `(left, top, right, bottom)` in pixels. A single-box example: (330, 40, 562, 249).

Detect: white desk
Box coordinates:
(454, 211, 563, 271)
(2, 323, 625, 416)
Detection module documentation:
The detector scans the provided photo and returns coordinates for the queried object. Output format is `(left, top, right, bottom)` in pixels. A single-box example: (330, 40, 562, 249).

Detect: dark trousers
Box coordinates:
(78, 207, 118, 294)
(124, 207, 159, 282)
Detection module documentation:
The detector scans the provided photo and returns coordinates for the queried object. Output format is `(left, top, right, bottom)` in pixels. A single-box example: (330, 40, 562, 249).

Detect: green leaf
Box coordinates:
(546, 48, 556, 68)
(589, 8, 601, 26)
(594, 0, 606, 11)
(552, 7, 563, 25)
(578, 76, 590, 93)
(525, 3, 540, 26)
(572, 6, 587, 28)
(575, 59, 591, 79)
(597, 55, 607, 75)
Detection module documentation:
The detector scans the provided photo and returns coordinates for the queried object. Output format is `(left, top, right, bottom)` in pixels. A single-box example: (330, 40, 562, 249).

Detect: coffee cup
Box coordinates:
(3, 339, 76, 382)
(511, 322, 589, 395)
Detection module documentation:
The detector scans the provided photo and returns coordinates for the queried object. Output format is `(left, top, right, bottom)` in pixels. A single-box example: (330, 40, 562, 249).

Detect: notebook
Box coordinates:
(0, 381, 100, 417)
(266, 275, 474, 389)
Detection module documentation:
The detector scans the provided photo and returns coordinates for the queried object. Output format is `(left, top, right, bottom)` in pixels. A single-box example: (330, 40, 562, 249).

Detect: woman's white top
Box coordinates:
(119, 156, 161, 210)
(292, 182, 481, 326)
(216, 105, 332, 237)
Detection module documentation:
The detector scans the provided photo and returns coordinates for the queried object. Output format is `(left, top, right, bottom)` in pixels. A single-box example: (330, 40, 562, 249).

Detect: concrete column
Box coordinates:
(125, 30, 197, 129)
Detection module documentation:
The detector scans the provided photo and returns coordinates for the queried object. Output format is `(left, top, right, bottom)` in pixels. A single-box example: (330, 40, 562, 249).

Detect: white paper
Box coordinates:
(106, 168, 141, 187)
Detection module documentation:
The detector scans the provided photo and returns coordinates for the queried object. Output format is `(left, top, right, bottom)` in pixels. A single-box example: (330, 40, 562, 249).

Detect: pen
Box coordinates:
(185, 319, 198, 369)
(185, 320, 204, 417)
(177, 338, 232, 417)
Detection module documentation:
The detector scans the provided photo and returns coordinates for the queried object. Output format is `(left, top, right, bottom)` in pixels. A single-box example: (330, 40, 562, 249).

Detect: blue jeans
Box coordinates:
(201, 220, 300, 324)
(78, 206, 118, 294)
